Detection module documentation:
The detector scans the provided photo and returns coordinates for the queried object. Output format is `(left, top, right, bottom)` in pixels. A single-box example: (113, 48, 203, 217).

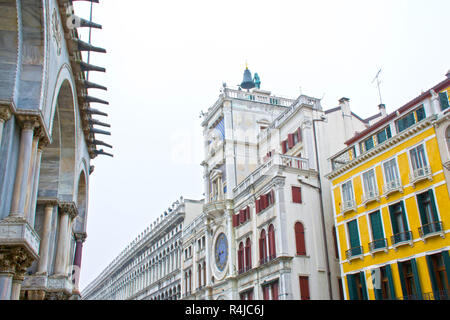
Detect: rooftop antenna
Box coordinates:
(372, 68, 383, 105)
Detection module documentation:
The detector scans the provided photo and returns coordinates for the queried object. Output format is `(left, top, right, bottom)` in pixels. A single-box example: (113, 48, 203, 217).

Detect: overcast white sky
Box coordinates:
(73, 0, 450, 290)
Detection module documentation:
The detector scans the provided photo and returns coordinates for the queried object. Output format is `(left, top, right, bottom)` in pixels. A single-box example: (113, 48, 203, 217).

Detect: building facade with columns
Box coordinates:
(187, 76, 384, 300)
(0, 0, 111, 300)
(81, 198, 203, 300)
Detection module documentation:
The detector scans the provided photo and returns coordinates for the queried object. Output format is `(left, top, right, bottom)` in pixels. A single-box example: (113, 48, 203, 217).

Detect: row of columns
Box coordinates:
(110, 248, 182, 300)
(0, 111, 85, 300)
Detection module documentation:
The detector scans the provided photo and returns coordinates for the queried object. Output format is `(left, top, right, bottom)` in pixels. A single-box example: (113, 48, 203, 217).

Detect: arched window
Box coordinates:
(238, 242, 244, 273)
(245, 237, 252, 271)
(259, 229, 267, 265)
(268, 224, 276, 260)
(295, 222, 306, 256)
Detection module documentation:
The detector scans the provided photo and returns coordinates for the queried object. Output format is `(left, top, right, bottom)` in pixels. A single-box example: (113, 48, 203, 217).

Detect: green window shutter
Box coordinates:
(389, 205, 399, 235)
(348, 220, 361, 254)
(416, 106, 426, 122)
(410, 258, 423, 299)
(426, 255, 439, 299)
(397, 262, 408, 298)
(386, 126, 392, 139)
(442, 251, 450, 288)
(347, 274, 357, 300)
(439, 92, 450, 111)
(374, 269, 383, 300)
(386, 264, 396, 300)
(427, 190, 439, 222)
(370, 211, 384, 240)
(360, 271, 368, 300)
(399, 201, 409, 231)
(417, 193, 429, 225)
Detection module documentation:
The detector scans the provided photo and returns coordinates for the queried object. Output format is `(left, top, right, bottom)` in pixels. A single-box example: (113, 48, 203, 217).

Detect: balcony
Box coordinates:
(418, 221, 445, 240)
(361, 189, 380, 207)
(409, 165, 432, 185)
(345, 246, 363, 261)
(369, 238, 388, 254)
(382, 179, 403, 197)
(340, 199, 357, 215)
(391, 231, 413, 248)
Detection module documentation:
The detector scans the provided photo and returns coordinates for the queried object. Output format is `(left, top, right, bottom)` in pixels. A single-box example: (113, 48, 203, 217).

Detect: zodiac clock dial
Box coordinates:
(214, 233, 228, 272)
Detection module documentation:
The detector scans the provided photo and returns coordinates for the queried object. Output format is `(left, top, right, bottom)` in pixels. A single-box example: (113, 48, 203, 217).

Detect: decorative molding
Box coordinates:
(59, 202, 79, 220)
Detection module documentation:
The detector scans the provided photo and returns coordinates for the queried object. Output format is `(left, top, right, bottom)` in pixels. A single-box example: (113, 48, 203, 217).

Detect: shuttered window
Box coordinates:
(369, 210, 384, 241)
(245, 238, 252, 270)
(417, 190, 439, 226)
(299, 276, 310, 300)
(292, 186, 302, 203)
(295, 222, 306, 256)
(347, 219, 361, 254)
(268, 224, 276, 260)
(440, 91, 450, 111)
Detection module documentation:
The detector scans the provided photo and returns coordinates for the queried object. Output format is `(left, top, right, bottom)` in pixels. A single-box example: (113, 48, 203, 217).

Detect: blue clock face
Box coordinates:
(215, 233, 228, 271)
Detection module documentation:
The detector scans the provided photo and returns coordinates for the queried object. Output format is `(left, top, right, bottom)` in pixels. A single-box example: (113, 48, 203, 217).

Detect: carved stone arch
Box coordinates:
(73, 169, 88, 233)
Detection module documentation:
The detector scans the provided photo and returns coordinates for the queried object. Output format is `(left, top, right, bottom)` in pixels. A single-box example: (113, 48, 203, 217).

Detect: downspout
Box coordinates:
(312, 118, 333, 300)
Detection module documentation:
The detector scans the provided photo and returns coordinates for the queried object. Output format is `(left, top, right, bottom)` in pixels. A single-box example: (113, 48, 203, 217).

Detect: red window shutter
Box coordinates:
(297, 127, 302, 142)
(263, 285, 270, 300)
(268, 225, 276, 259)
(292, 186, 302, 203)
(255, 199, 260, 213)
(288, 133, 295, 148)
(281, 140, 287, 154)
(295, 222, 306, 255)
(245, 238, 252, 269)
(238, 243, 244, 272)
(233, 214, 239, 227)
(299, 276, 310, 300)
(239, 210, 245, 224)
(245, 206, 250, 221)
(271, 281, 279, 300)
(270, 190, 275, 205)
(262, 194, 268, 209)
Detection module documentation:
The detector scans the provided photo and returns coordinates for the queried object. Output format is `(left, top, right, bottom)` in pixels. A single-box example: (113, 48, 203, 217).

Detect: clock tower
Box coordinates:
(200, 67, 296, 299)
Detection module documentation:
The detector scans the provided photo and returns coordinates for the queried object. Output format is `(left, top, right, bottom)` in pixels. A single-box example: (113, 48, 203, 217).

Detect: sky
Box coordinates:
(72, 0, 450, 291)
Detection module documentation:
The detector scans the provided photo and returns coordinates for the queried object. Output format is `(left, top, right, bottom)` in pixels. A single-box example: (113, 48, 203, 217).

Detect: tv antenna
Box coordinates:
(372, 68, 383, 105)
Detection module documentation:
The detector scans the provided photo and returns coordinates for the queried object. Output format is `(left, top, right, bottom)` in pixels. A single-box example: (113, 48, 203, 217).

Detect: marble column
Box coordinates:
(37, 202, 57, 274)
(226, 205, 236, 278)
(273, 177, 288, 256)
(72, 233, 86, 292)
(10, 120, 39, 218)
(0, 254, 14, 300)
(0, 107, 12, 147)
(54, 203, 77, 275)
(24, 135, 39, 224)
(28, 139, 46, 228)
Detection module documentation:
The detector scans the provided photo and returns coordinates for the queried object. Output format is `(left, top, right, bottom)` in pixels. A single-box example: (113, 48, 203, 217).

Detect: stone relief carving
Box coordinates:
(51, 8, 62, 56)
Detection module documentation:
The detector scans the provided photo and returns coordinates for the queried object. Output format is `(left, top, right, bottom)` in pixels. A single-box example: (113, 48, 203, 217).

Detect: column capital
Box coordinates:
(0, 106, 12, 122)
(74, 232, 87, 242)
(16, 115, 40, 130)
(0, 247, 34, 275)
(59, 201, 79, 220)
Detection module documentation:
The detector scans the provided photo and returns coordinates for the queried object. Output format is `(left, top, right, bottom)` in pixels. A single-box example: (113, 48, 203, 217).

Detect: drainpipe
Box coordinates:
(312, 117, 333, 300)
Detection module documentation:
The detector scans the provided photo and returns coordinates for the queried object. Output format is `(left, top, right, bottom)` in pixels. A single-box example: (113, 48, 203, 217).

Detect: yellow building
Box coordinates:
(326, 72, 450, 300)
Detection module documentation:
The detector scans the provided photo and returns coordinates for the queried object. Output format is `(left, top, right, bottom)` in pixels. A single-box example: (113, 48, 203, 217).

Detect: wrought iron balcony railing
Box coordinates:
(369, 238, 388, 253)
(345, 246, 363, 260)
(391, 231, 413, 246)
(419, 221, 444, 238)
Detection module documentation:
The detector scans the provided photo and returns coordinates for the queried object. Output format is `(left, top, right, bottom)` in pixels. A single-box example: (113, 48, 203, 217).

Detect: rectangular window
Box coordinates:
(347, 272, 368, 300)
(439, 91, 450, 111)
(240, 289, 254, 300)
(409, 144, 428, 172)
(377, 126, 392, 144)
(347, 219, 361, 256)
(396, 105, 426, 133)
(383, 158, 400, 185)
(398, 259, 422, 300)
(292, 186, 302, 203)
(389, 202, 410, 243)
(262, 280, 279, 300)
(299, 276, 310, 300)
(427, 253, 450, 298)
(369, 211, 385, 250)
(417, 190, 441, 236)
(363, 136, 375, 152)
(362, 169, 377, 196)
(342, 181, 354, 203)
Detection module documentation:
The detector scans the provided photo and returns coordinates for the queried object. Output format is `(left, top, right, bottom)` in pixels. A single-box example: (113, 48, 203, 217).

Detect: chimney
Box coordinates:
(378, 104, 387, 117)
(339, 97, 351, 116)
(339, 97, 354, 140)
